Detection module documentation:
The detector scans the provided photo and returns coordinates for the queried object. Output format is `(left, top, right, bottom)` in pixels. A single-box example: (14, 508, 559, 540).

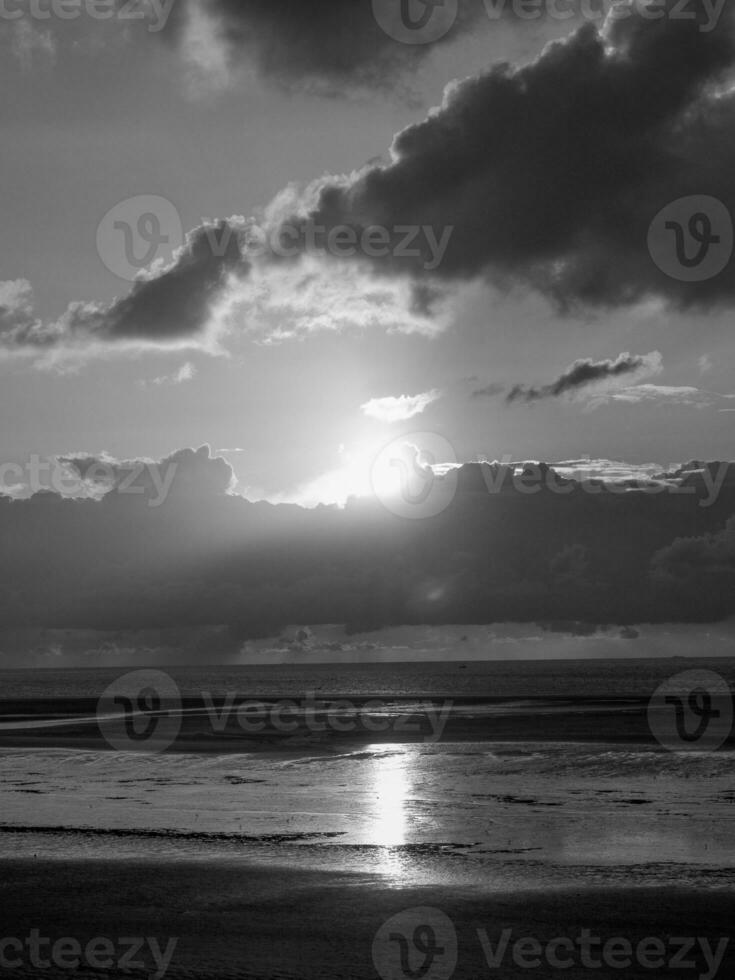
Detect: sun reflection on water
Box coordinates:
(370, 748, 410, 877)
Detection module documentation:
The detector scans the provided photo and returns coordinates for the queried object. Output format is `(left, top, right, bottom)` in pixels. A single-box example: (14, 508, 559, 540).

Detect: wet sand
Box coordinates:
(0, 858, 733, 978)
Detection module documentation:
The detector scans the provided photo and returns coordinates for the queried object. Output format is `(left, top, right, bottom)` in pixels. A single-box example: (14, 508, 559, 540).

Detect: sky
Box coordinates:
(2, 0, 735, 507)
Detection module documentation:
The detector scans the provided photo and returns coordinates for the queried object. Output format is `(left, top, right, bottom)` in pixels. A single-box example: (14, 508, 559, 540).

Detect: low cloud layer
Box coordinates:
(59, 445, 235, 501)
(652, 511, 735, 621)
(2, 447, 735, 638)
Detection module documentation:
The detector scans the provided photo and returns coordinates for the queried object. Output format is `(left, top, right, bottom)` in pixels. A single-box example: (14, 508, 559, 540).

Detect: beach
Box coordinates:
(0, 659, 733, 978)
(0, 858, 734, 978)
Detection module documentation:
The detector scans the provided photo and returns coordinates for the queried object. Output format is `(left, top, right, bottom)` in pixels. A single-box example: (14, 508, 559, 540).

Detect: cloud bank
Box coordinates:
(2, 447, 735, 638)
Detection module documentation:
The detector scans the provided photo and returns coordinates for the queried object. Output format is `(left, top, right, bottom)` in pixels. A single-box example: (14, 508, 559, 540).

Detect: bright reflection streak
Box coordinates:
(370, 750, 410, 877)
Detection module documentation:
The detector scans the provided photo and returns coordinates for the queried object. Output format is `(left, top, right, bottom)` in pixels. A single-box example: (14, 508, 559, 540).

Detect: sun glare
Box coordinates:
(371, 749, 409, 849)
(292, 436, 446, 510)
(314, 442, 404, 507)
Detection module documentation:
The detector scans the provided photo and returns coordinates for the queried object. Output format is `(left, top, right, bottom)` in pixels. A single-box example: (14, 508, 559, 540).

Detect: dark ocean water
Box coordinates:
(2, 656, 734, 699)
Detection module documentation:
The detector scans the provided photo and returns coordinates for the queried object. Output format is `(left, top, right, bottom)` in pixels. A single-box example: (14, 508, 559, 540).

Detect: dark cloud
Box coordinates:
(2, 448, 735, 637)
(505, 351, 661, 403)
(280, 3, 735, 309)
(471, 381, 505, 399)
(650, 509, 735, 620)
(9, 5, 735, 361)
(166, 0, 487, 94)
(89, 222, 245, 342)
(1, 222, 246, 354)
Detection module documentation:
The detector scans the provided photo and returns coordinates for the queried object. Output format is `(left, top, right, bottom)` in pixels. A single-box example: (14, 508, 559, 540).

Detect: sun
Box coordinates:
(336, 442, 397, 503)
(301, 441, 403, 507)
(294, 437, 442, 509)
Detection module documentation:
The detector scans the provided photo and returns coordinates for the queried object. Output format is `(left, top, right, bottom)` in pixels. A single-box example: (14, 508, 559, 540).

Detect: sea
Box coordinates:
(0, 658, 733, 893)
